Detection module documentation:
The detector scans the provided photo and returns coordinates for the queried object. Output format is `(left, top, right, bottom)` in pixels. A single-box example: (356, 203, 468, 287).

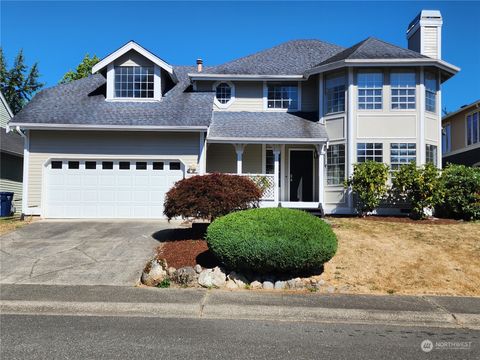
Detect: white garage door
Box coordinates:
(45, 159, 184, 219)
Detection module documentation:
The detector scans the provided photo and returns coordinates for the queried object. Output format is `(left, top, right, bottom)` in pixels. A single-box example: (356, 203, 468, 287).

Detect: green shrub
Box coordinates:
(345, 161, 390, 216)
(391, 162, 444, 219)
(206, 208, 337, 275)
(439, 164, 480, 220)
(164, 173, 262, 221)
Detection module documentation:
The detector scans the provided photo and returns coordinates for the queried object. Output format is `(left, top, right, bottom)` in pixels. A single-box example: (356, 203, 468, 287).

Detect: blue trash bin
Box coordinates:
(0, 192, 14, 217)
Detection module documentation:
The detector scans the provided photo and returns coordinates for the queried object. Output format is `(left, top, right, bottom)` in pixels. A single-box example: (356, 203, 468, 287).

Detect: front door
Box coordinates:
(289, 150, 314, 202)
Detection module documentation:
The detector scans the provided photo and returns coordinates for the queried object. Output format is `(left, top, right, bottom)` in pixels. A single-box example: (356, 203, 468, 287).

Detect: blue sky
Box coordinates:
(1, 1, 479, 112)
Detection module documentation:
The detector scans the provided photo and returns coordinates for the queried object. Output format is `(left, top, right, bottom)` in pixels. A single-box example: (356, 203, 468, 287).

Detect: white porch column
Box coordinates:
(316, 143, 327, 204)
(198, 132, 207, 175)
(273, 145, 281, 204)
(234, 144, 245, 174)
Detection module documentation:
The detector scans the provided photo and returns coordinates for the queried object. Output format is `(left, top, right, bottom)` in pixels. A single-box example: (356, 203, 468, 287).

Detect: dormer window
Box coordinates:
(115, 66, 154, 98)
(213, 81, 235, 108)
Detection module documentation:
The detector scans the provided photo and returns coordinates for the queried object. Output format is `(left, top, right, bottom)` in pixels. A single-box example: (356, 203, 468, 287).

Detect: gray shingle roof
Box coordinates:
(10, 66, 214, 128)
(316, 37, 429, 66)
(208, 112, 328, 141)
(202, 40, 344, 75)
(1, 127, 23, 156)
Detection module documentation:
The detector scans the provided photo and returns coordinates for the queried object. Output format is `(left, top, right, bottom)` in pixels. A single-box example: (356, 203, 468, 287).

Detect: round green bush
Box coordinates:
(206, 208, 338, 275)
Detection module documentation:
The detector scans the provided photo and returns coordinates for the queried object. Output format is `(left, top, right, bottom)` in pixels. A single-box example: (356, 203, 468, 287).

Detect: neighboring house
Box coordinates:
(0, 92, 24, 215)
(9, 10, 459, 219)
(442, 100, 480, 167)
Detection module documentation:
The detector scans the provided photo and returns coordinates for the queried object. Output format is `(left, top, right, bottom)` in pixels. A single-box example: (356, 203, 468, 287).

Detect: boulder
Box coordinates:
(141, 259, 167, 286)
(167, 267, 177, 277)
(194, 264, 202, 274)
(225, 280, 238, 289)
(274, 281, 286, 290)
(286, 279, 296, 289)
(172, 266, 197, 286)
(198, 267, 226, 288)
(262, 281, 274, 290)
(250, 280, 263, 290)
(227, 271, 249, 288)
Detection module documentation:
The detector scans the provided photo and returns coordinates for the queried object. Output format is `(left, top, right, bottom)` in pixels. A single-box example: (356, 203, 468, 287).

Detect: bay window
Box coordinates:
(357, 143, 383, 163)
(326, 144, 345, 185)
(425, 72, 437, 112)
(358, 72, 383, 110)
(391, 72, 416, 110)
(325, 73, 345, 114)
(426, 144, 438, 166)
(390, 143, 416, 170)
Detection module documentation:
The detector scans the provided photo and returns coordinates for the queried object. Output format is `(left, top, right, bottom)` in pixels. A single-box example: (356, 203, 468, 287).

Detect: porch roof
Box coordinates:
(207, 111, 328, 144)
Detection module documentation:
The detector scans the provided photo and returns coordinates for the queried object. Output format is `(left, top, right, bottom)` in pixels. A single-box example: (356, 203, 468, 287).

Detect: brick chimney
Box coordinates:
(196, 59, 203, 72)
(407, 10, 443, 59)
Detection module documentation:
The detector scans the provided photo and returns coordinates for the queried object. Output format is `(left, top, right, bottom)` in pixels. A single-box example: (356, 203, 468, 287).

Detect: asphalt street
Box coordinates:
(1, 314, 478, 360)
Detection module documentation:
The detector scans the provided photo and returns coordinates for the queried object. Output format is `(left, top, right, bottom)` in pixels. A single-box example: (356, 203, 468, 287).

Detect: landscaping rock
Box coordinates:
(262, 281, 274, 290)
(167, 267, 177, 277)
(172, 266, 197, 286)
(141, 259, 167, 287)
(294, 278, 305, 290)
(227, 271, 249, 288)
(286, 279, 296, 289)
(327, 286, 335, 293)
(194, 264, 202, 274)
(225, 280, 238, 289)
(250, 280, 262, 290)
(274, 281, 286, 290)
(198, 267, 226, 288)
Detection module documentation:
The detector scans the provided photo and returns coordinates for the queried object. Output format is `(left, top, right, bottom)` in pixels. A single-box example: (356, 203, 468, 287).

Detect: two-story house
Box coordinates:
(9, 10, 459, 219)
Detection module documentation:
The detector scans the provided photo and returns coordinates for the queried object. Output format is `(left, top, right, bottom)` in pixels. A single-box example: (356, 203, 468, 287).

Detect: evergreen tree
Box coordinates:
(0, 48, 43, 114)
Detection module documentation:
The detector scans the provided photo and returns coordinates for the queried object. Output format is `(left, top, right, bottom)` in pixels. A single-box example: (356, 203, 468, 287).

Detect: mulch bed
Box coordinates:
(328, 215, 460, 225)
(155, 225, 219, 269)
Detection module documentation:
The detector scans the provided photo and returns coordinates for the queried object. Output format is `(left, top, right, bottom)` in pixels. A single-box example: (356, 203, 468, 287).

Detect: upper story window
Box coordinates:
(357, 72, 383, 110)
(466, 111, 479, 146)
(215, 83, 232, 104)
(442, 124, 451, 154)
(391, 72, 416, 110)
(267, 83, 298, 110)
(115, 66, 154, 98)
(325, 73, 345, 114)
(425, 72, 437, 113)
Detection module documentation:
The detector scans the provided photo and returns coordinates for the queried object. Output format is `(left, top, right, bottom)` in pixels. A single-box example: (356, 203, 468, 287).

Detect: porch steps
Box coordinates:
(279, 203, 324, 218)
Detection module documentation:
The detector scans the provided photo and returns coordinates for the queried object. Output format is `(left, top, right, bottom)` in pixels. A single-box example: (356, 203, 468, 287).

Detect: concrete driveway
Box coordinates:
(0, 220, 180, 286)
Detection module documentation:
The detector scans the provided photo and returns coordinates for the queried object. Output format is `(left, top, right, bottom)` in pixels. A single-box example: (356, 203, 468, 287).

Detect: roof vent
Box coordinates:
(196, 59, 203, 73)
(406, 10, 443, 59)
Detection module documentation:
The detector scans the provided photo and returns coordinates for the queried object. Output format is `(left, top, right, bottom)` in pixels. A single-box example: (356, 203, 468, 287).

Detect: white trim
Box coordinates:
(419, 67, 426, 165)
(305, 58, 460, 78)
(318, 73, 324, 123)
(287, 148, 315, 202)
(273, 145, 281, 204)
(199, 132, 207, 175)
(10, 123, 208, 132)
(280, 144, 286, 201)
(437, 70, 443, 168)
(92, 41, 174, 76)
(189, 73, 305, 81)
(207, 137, 328, 144)
(0, 91, 14, 118)
(233, 144, 245, 174)
(212, 81, 235, 109)
(346, 68, 354, 208)
(316, 144, 326, 204)
(280, 201, 320, 209)
(20, 129, 29, 216)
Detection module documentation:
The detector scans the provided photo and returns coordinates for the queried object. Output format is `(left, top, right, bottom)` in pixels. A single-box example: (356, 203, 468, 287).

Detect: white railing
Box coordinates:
(239, 173, 275, 201)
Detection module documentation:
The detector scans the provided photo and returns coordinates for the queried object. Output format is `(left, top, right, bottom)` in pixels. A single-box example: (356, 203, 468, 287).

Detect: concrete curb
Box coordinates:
(2, 299, 478, 330)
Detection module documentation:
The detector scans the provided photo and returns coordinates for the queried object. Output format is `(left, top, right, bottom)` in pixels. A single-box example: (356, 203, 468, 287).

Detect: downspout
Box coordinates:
(16, 126, 29, 219)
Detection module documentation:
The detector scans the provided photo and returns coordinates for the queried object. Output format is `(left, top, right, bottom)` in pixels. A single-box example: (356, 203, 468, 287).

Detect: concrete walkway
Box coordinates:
(1, 284, 479, 330)
(0, 220, 181, 286)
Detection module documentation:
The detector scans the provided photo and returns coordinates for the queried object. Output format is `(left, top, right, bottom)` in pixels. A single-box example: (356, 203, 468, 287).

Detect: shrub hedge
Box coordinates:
(438, 164, 480, 220)
(163, 173, 262, 221)
(206, 208, 338, 275)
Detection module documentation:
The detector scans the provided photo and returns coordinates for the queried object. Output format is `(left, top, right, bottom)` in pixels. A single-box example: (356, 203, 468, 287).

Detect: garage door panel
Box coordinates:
(46, 159, 184, 219)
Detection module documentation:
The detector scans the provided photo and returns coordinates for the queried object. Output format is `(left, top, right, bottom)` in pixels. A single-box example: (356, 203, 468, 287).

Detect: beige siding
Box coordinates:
(114, 50, 154, 67)
(325, 117, 345, 140)
(206, 144, 262, 174)
(443, 105, 479, 153)
(357, 115, 417, 138)
(0, 100, 11, 128)
(27, 131, 200, 208)
(0, 179, 22, 215)
(217, 82, 264, 112)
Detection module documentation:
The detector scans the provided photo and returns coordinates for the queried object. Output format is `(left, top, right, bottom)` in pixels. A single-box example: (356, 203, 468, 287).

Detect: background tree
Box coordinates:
(60, 54, 99, 84)
(0, 48, 43, 114)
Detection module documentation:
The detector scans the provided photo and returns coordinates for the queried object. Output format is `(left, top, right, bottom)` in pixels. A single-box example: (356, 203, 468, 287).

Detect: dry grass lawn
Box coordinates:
(323, 217, 480, 296)
(0, 217, 33, 236)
